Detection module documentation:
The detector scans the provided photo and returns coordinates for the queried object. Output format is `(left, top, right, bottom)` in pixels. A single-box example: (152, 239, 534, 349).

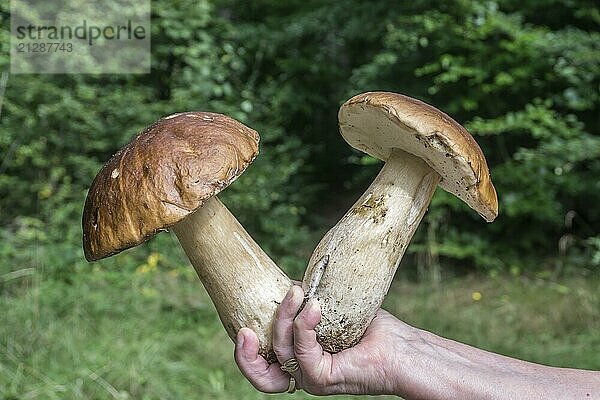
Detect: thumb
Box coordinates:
(293, 299, 330, 380)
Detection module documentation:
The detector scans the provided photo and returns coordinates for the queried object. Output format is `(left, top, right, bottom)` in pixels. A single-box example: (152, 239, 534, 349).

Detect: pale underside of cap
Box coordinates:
(82, 112, 259, 261)
(338, 92, 498, 222)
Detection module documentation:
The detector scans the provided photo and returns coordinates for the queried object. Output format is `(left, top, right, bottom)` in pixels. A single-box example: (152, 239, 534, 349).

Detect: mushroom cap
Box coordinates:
(338, 91, 498, 222)
(82, 112, 259, 261)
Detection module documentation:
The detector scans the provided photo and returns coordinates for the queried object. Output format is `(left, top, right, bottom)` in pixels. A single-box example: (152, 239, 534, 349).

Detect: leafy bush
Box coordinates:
(1, 0, 598, 279)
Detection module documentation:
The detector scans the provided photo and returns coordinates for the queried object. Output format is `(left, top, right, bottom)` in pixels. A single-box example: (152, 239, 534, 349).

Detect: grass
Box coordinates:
(385, 275, 600, 370)
(1, 259, 598, 399)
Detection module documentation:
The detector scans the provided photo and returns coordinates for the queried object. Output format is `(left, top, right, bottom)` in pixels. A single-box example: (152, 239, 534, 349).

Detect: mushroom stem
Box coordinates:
(303, 148, 440, 352)
(172, 196, 292, 362)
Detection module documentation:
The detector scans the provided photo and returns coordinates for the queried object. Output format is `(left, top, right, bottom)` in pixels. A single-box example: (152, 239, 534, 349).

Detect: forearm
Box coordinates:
(386, 324, 600, 400)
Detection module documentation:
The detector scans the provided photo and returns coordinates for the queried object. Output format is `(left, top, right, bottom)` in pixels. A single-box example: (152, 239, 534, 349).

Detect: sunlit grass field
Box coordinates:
(1, 259, 598, 399)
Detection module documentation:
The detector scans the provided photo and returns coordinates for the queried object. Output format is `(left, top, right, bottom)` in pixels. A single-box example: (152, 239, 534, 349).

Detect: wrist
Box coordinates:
(384, 326, 478, 399)
(378, 319, 427, 396)
(384, 327, 565, 400)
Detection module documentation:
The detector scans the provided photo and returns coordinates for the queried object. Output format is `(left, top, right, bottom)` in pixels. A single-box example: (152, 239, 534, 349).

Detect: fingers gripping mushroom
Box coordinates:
(302, 92, 498, 352)
(82, 112, 292, 362)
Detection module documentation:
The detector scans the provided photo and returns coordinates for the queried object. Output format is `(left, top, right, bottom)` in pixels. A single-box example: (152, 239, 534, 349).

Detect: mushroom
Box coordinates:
(82, 112, 292, 361)
(302, 92, 498, 352)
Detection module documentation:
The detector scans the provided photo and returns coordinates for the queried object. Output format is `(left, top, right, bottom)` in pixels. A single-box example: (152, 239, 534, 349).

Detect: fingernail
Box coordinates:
(237, 331, 245, 348)
(307, 298, 320, 313)
(291, 286, 303, 304)
(284, 286, 295, 301)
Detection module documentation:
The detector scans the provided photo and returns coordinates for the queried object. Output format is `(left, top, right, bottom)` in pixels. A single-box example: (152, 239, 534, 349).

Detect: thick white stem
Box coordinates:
(172, 196, 292, 362)
(303, 149, 440, 352)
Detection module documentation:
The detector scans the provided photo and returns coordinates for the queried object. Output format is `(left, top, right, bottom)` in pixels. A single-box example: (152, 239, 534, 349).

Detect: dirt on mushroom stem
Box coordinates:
(303, 149, 440, 352)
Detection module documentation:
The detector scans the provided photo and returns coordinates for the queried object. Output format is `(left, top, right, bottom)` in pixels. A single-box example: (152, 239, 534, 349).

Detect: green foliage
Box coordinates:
(344, 0, 600, 271)
(2, 0, 598, 275)
(0, 0, 313, 279)
(211, 0, 600, 272)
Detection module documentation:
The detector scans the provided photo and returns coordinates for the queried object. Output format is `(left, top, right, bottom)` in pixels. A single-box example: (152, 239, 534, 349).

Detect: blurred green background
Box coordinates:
(1, 0, 599, 398)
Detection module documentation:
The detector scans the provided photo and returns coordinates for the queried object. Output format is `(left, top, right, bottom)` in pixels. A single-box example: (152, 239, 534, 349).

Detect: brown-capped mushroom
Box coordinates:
(303, 92, 498, 352)
(82, 112, 292, 361)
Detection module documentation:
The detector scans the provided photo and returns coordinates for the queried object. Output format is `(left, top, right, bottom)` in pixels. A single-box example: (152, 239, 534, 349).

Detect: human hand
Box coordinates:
(234, 285, 412, 395)
(235, 285, 600, 399)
